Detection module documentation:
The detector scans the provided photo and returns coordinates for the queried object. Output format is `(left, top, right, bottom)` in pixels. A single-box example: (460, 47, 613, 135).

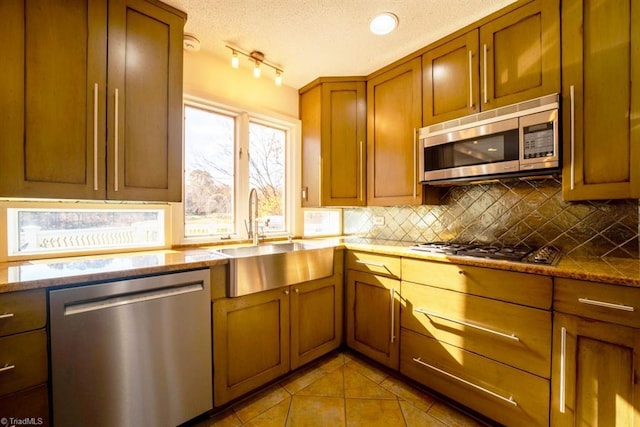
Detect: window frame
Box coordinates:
(1, 200, 172, 262)
(177, 95, 302, 245)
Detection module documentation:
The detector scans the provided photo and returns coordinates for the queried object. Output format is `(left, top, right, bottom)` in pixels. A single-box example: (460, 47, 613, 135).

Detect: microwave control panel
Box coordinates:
(523, 122, 555, 159)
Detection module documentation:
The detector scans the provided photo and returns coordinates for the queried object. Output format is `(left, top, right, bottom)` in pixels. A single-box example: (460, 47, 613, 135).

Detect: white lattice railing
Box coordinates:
(20, 222, 160, 252)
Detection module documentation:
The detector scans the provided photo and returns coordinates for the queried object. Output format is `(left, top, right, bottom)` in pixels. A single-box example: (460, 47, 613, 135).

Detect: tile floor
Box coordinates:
(194, 350, 491, 427)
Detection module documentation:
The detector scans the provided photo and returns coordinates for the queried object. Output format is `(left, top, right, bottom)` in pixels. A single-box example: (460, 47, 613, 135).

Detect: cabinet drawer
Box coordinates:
(0, 384, 49, 426)
(347, 251, 401, 278)
(0, 290, 46, 337)
(555, 278, 640, 328)
(401, 281, 551, 378)
(0, 329, 48, 397)
(400, 329, 549, 427)
(402, 258, 552, 309)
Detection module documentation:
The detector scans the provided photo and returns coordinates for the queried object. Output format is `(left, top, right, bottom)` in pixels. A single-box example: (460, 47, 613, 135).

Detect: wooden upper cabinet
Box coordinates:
(367, 58, 423, 206)
(423, 0, 560, 126)
(300, 79, 366, 207)
(0, 0, 184, 202)
(0, 0, 107, 199)
(107, 0, 184, 202)
(480, 0, 560, 110)
(422, 31, 480, 126)
(561, 0, 640, 200)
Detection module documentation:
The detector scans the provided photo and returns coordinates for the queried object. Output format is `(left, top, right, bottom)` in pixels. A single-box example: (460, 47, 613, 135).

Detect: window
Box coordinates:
(249, 122, 286, 234)
(6, 205, 166, 258)
(184, 106, 235, 237)
(182, 97, 298, 242)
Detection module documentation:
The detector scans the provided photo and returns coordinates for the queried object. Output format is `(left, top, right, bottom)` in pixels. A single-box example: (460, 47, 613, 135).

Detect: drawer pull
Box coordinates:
(0, 313, 15, 319)
(412, 357, 517, 407)
(578, 298, 635, 312)
(414, 308, 520, 342)
(390, 288, 396, 344)
(559, 326, 567, 414)
(0, 364, 15, 373)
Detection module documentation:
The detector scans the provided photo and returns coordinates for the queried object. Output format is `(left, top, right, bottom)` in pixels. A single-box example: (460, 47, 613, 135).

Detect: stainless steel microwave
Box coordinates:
(419, 94, 559, 184)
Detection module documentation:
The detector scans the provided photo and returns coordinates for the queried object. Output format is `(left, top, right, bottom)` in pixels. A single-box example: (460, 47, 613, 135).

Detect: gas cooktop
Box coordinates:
(409, 242, 561, 265)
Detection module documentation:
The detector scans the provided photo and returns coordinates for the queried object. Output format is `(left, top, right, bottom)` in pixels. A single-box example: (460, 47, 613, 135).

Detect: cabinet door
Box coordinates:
(480, 0, 560, 110)
(212, 288, 290, 406)
(290, 275, 343, 369)
(0, 0, 107, 199)
(300, 81, 366, 207)
(107, 0, 184, 202)
(561, 0, 640, 200)
(367, 58, 422, 206)
(551, 313, 640, 426)
(422, 31, 479, 125)
(346, 270, 400, 369)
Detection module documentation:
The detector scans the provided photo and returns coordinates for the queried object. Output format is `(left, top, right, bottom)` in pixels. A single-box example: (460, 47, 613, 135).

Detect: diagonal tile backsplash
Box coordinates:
(344, 177, 639, 258)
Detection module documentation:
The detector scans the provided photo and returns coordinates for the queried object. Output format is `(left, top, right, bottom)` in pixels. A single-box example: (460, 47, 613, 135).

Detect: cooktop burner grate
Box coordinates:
(409, 242, 560, 265)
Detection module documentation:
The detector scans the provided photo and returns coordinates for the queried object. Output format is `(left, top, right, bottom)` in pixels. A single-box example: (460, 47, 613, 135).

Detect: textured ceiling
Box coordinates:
(163, 0, 518, 89)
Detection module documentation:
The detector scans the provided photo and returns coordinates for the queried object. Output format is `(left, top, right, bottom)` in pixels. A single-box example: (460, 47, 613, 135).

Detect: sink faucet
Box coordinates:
(248, 188, 259, 245)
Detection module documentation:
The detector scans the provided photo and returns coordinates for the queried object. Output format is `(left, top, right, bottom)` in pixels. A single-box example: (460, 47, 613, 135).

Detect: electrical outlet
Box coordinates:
(373, 216, 385, 226)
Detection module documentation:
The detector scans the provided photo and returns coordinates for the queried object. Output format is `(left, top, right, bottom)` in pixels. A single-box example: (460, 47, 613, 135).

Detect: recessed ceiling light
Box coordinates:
(369, 12, 398, 35)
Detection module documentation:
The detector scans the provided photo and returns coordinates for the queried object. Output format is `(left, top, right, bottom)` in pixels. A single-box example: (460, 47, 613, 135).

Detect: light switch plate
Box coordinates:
(373, 216, 385, 226)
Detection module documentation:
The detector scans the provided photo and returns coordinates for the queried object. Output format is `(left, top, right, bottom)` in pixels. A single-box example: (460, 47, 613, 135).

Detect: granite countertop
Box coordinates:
(1, 238, 639, 294)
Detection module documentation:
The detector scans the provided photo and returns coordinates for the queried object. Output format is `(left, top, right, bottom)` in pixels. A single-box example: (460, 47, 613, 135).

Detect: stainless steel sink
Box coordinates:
(212, 242, 335, 297)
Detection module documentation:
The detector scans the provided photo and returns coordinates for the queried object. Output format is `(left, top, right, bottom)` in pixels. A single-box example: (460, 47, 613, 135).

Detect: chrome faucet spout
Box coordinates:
(248, 188, 259, 245)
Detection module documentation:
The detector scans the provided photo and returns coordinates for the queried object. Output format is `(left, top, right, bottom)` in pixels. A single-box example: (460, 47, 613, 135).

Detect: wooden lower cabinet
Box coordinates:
(213, 256, 344, 407)
(0, 384, 49, 426)
(346, 269, 400, 369)
(213, 287, 290, 406)
(551, 312, 640, 426)
(401, 329, 550, 426)
(291, 275, 343, 370)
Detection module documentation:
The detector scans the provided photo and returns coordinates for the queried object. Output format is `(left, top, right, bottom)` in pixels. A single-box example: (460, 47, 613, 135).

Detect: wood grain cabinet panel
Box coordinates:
(561, 0, 640, 200)
(0, 385, 49, 427)
(367, 58, 423, 206)
(0, 330, 48, 397)
(0, 290, 46, 337)
(0, 0, 184, 202)
(401, 281, 551, 378)
(422, 0, 559, 125)
(212, 288, 290, 406)
(346, 268, 400, 369)
(290, 274, 343, 370)
(480, 0, 560, 110)
(300, 79, 367, 207)
(551, 312, 640, 426)
(401, 329, 550, 427)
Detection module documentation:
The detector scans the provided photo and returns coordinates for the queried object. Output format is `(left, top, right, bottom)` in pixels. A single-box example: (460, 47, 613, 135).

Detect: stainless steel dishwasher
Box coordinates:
(50, 269, 212, 427)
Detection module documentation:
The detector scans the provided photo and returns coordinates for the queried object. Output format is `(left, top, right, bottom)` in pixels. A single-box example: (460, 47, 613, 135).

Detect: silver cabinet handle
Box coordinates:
(93, 83, 99, 191)
(413, 357, 517, 407)
(468, 50, 474, 108)
(578, 298, 634, 312)
(294, 288, 299, 293)
(284, 290, 289, 295)
(390, 288, 395, 344)
(0, 313, 15, 320)
(570, 85, 575, 190)
(0, 364, 15, 374)
(413, 128, 417, 199)
(414, 308, 520, 342)
(114, 88, 120, 192)
(559, 326, 567, 414)
(483, 44, 488, 104)
(359, 140, 365, 202)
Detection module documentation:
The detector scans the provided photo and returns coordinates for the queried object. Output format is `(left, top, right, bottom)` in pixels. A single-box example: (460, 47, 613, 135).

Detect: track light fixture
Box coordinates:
(225, 45, 284, 86)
